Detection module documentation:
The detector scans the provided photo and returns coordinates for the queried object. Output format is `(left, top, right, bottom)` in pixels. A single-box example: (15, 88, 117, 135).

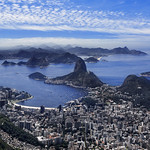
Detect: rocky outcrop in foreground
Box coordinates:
(45, 58, 103, 88)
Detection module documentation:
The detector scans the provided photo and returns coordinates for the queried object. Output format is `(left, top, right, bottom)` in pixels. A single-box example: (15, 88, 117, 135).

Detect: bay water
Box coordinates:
(0, 54, 150, 107)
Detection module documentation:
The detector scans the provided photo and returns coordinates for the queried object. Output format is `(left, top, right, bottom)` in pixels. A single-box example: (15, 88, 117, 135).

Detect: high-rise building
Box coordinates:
(40, 105, 45, 113)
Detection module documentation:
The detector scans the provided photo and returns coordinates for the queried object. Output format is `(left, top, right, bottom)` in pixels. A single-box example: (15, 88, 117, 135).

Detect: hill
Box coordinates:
(0, 46, 147, 60)
(140, 71, 150, 77)
(0, 137, 13, 150)
(119, 75, 150, 94)
(29, 72, 46, 80)
(64, 46, 147, 56)
(0, 114, 43, 147)
(46, 58, 103, 88)
(119, 75, 150, 108)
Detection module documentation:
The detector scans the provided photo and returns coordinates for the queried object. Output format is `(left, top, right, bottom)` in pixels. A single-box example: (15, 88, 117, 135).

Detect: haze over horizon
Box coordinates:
(0, 0, 150, 50)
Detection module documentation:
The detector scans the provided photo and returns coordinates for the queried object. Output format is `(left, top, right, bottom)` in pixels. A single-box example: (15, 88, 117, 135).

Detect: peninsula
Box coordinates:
(29, 58, 103, 88)
(0, 86, 32, 107)
(140, 71, 150, 77)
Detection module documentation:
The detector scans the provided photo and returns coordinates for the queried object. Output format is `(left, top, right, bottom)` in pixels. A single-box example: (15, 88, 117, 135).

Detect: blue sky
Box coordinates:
(0, 0, 150, 49)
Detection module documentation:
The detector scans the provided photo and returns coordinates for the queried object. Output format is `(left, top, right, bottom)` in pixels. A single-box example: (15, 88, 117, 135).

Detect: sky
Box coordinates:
(0, 0, 150, 50)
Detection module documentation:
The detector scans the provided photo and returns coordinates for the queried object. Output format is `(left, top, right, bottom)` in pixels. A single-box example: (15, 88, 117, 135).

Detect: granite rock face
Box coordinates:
(51, 58, 103, 88)
(74, 58, 87, 72)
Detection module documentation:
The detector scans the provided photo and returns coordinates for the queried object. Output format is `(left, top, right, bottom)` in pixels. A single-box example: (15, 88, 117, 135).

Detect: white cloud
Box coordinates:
(0, 36, 150, 50)
(0, 0, 149, 35)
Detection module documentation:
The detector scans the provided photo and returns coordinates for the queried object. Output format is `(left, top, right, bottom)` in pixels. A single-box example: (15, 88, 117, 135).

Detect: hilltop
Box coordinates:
(64, 46, 147, 56)
(29, 58, 103, 88)
(0, 46, 147, 59)
(0, 48, 80, 67)
(47, 58, 103, 88)
(119, 75, 150, 108)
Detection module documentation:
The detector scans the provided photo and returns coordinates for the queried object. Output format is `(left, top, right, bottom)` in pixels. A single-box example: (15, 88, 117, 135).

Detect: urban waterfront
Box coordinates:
(0, 54, 150, 107)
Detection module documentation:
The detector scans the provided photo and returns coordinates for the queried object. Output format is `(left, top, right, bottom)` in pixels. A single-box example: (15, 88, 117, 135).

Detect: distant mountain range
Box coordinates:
(0, 46, 147, 59)
(64, 46, 147, 56)
(0, 46, 147, 66)
(1, 48, 80, 66)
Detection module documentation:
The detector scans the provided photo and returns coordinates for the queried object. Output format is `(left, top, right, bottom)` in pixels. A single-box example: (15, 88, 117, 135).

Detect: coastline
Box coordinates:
(14, 103, 56, 110)
(12, 95, 34, 103)
(140, 74, 150, 77)
(9, 78, 88, 111)
(10, 96, 56, 110)
(44, 79, 87, 89)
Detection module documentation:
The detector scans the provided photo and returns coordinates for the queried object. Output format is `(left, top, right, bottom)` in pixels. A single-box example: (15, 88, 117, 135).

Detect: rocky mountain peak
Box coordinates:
(74, 58, 87, 73)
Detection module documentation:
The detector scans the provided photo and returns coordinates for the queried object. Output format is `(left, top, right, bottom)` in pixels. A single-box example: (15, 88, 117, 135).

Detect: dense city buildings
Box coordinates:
(0, 84, 149, 149)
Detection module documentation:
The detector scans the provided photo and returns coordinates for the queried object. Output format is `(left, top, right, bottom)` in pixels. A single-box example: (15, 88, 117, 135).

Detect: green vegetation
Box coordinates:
(54, 141, 68, 150)
(0, 137, 13, 150)
(81, 97, 98, 107)
(0, 114, 43, 147)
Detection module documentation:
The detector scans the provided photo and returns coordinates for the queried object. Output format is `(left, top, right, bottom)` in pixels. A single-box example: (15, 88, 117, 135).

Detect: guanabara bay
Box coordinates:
(0, 0, 150, 150)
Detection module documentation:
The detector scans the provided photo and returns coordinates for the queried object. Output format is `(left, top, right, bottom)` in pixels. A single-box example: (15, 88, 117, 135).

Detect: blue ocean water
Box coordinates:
(86, 54, 150, 86)
(0, 54, 150, 107)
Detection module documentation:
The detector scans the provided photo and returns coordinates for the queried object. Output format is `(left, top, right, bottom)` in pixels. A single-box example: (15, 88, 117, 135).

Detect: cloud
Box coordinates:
(0, 36, 150, 50)
(0, 0, 149, 36)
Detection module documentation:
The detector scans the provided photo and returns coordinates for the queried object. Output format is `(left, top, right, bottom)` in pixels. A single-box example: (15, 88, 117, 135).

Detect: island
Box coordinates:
(26, 56, 49, 67)
(0, 48, 80, 67)
(2, 60, 16, 66)
(84, 57, 99, 63)
(0, 46, 147, 63)
(28, 58, 150, 109)
(0, 46, 147, 67)
(29, 72, 47, 81)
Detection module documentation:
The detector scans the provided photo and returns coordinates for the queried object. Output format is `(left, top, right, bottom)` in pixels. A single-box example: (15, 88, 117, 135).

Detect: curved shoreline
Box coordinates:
(10, 81, 88, 110)
(12, 95, 34, 103)
(11, 96, 56, 110)
(14, 103, 56, 110)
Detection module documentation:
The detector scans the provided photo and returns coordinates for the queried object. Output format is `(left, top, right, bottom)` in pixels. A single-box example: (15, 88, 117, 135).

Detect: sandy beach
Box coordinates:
(14, 103, 56, 110)
(11, 96, 56, 110)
